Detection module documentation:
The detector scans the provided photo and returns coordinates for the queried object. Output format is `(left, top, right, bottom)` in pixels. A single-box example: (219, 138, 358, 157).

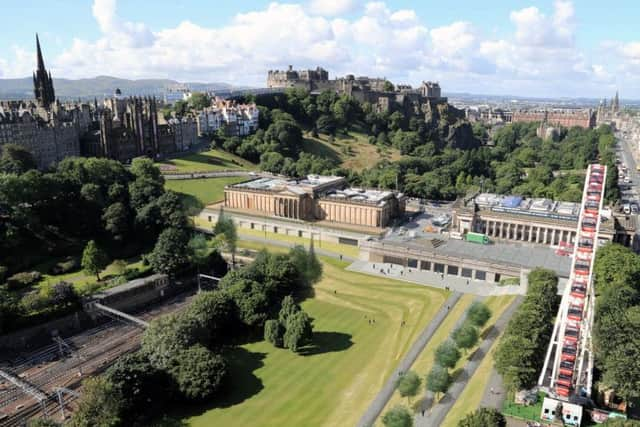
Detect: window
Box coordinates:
(461, 268, 473, 278)
(251, 223, 255, 230)
(475, 270, 486, 280)
(208, 216, 212, 222)
(298, 230, 303, 237)
(273, 226, 278, 233)
(544, 409, 549, 414)
(494, 273, 501, 283)
(447, 265, 459, 276)
(434, 263, 445, 273)
(338, 237, 359, 246)
(420, 261, 431, 271)
(407, 259, 418, 268)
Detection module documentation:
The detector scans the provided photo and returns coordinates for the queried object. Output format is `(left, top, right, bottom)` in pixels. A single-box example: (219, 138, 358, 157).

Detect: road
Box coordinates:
(616, 131, 640, 203)
(356, 292, 462, 427)
(414, 296, 523, 427)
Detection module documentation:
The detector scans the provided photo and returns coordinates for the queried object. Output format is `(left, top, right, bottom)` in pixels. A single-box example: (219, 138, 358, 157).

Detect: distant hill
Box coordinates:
(0, 75, 246, 100)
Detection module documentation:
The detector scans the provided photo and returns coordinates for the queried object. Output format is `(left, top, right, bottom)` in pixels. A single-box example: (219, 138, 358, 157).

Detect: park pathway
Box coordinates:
(414, 296, 523, 427)
(195, 225, 358, 262)
(356, 292, 462, 427)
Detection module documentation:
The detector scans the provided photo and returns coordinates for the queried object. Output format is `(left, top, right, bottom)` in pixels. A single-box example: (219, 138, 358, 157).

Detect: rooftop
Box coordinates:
(378, 233, 572, 278)
(231, 174, 345, 194)
(473, 193, 580, 220)
(323, 187, 397, 206)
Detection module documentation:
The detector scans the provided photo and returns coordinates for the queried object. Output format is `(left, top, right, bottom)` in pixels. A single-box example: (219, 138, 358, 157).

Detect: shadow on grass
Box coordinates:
(298, 331, 353, 356)
(301, 137, 342, 163)
(180, 153, 235, 168)
(166, 347, 266, 421)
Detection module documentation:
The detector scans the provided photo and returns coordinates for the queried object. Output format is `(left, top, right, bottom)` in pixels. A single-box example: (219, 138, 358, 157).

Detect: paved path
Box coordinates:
(479, 367, 507, 410)
(347, 261, 526, 296)
(163, 170, 254, 179)
(414, 296, 523, 427)
(195, 226, 358, 262)
(356, 292, 463, 427)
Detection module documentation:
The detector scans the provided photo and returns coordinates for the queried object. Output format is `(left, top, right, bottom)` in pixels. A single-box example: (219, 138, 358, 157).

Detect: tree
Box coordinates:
(435, 340, 461, 369)
(105, 351, 173, 422)
(141, 313, 206, 370)
(167, 344, 226, 400)
(452, 323, 479, 352)
(188, 92, 211, 110)
(264, 318, 284, 347)
(382, 405, 413, 427)
(0, 143, 37, 174)
(283, 310, 313, 352)
(51, 281, 79, 305)
(102, 202, 129, 241)
(426, 364, 450, 399)
(396, 370, 422, 404)
(148, 227, 191, 276)
(214, 208, 238, 266)
(187, 290, 234, 345)
(69, 377, 123, 427)
(466, 302, 492, 328)
(81, 240, 109, 281)
(189, 234, 210, 289)
(278, 295, 299, 325)
(288, 243, 322, 286)
(458, 407, 506, 427)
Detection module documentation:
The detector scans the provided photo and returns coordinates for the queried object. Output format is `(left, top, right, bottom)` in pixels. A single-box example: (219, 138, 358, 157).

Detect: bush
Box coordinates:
(20, 292, 52, 313)
(382, 405, 413, 427)
(458, 407, 506, 427)
(49, 257, 79, 275)
(7, 271, 42, 290)
(0, 265, 7, 284)
(51, 281, 80, 306)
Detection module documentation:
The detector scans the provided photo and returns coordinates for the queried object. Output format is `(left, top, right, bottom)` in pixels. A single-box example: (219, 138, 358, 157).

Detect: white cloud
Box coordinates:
(308, 0, 360, 16)
(2, 0, 640, 97)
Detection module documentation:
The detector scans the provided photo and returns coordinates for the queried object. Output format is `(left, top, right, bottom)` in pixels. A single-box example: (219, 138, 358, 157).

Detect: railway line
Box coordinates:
(0, 289, 197, 426)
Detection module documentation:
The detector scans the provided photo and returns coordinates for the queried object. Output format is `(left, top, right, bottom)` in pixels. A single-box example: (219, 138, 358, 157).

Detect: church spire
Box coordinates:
(33, 33, 55, 107)
(36, 33, 45, 71)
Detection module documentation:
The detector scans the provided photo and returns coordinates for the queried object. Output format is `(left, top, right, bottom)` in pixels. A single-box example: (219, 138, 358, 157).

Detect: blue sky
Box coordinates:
(1, 0, 639, 98)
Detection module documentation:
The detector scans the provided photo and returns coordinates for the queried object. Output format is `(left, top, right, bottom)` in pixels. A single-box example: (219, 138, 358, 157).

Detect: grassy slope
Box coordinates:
(165, 176, 247, 211)
(158, 149, 256, 173)
(302, 131, 401, 172)
(439, 295, 517, 427)
(35, 257, 147, 295)
(185, 255, 448, 427)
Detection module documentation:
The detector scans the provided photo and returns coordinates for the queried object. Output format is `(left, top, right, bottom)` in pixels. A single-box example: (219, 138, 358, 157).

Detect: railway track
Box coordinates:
(0, 289, 197, 426)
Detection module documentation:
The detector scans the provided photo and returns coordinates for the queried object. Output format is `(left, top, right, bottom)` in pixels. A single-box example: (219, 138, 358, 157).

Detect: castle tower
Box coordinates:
(33, 34, 56, 107)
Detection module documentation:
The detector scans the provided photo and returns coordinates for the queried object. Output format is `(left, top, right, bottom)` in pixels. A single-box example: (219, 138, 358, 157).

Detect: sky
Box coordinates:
(0, 0, 639, 99)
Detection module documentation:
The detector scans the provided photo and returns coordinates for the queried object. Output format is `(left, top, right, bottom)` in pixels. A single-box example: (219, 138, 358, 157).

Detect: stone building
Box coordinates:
(0, 36, 87, 169)
(266, 65, 447, 113)
(452, 193, 636, 248)
(196, 98, 259, 137)
(512, 109, 596, 129)
(223, 175, 406, 228)
(84, 90, 198, 161)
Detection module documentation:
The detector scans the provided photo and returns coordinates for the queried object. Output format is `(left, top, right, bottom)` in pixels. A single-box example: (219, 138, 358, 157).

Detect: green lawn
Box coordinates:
(165, 176, 247, 212)
(302, 131, 401, 172)
(158, 149, 256, 173)
(36, 257, 149, 295)
(502, 392, 546, 423)
(182, 256, 448, 427)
